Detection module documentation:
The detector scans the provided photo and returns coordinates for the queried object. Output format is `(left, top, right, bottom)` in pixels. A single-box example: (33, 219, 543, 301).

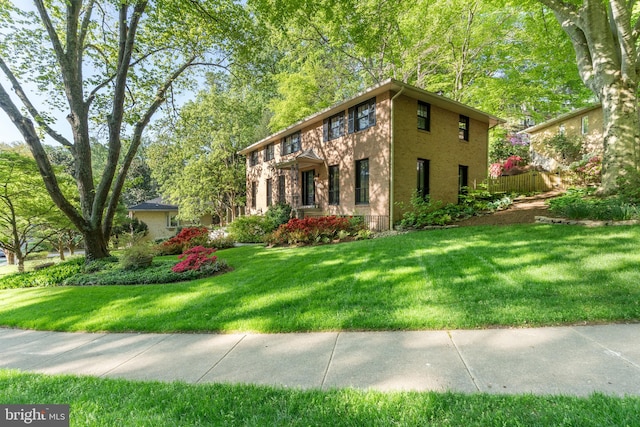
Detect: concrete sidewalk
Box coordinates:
(1, 324, 640, 396)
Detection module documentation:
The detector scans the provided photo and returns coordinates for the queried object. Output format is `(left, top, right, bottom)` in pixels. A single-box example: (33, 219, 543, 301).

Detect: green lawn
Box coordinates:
(1, 224, 639, 333)
(1, 369, 639, 427)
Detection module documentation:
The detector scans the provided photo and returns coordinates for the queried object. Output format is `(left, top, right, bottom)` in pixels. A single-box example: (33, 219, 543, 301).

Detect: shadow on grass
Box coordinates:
(0, 225, 639, 333)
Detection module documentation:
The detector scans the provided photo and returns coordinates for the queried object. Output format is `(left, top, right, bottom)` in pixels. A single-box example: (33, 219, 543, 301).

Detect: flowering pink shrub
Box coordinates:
(489, 163, 504, 178)
(573, 155, 602, 185)
(503, 155, 524, 171)
(156, 227, 210, 255)
(266, 216, 365, 245)
(172, 246, 218, 273)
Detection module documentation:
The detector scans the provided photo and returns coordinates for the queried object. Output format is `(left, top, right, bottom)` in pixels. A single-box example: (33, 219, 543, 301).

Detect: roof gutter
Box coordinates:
(389, 87, 405, 231)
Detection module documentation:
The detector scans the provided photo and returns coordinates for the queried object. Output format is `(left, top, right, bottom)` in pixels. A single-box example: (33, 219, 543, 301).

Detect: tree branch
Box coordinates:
(78, 0, 97, 51)
(103, 54, 199, 237)
(33, 0, 67, 65)
(96, 0, 147, 224)
(0, 83, 85, 229)
(609, 0, 638, 79)
(0, 58, 73, 147)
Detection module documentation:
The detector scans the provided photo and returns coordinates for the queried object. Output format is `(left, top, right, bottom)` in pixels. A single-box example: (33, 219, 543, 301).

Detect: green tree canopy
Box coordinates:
(0, 0, 254, 260)
(148, 74, 268, 224)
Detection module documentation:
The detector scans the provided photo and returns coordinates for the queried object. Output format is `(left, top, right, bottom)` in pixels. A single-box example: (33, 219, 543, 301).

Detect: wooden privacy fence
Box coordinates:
(486, 171, 565, 194)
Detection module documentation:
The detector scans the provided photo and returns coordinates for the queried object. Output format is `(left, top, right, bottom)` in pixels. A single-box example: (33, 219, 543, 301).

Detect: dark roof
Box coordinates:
(128, 197, 178, 211)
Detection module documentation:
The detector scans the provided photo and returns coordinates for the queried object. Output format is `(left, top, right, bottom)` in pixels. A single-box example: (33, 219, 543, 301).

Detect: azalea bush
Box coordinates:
(571, 155, 602, 186)
(265, 216, 366, 246)
(156, 227, 210, 255)
(172, 246, 218, 273)
(489, 130, 530, 164)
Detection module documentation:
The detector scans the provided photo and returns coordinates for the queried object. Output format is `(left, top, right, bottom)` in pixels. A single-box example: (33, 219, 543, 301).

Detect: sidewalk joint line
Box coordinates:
(570, 327, 640, 371)
(195, 334, 247, 384)
(448, 331, 480, 392)
(321, 332, 340, 390)
(24, 331, 108, 370)
(100, 333, 173, 378)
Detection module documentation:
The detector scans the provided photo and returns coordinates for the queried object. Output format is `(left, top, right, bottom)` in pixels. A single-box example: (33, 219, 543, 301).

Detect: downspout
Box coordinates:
(389, 87, 405, 231)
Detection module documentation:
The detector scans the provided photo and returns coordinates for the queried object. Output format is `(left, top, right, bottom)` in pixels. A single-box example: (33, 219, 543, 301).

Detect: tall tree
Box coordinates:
(0, 0, 251, 260)
(250, 0, 592, 130)
(537, 0, 640, 193)
(148, 74, 266, 224)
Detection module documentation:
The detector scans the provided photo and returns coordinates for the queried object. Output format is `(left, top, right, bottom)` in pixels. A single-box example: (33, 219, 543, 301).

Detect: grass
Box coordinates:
(1, 369, 639, 426)
(0, 224, 639, 333)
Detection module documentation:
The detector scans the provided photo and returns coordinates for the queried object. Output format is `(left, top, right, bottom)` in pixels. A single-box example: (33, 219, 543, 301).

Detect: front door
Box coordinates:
(301, 169, 315, 206)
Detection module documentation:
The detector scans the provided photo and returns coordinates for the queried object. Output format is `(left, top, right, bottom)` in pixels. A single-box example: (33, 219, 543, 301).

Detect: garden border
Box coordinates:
(535, 216, 640, 227)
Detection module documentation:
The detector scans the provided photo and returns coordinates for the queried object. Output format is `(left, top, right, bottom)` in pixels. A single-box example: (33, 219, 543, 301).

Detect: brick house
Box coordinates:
(239, 79, 502, 230)
(522, 104, 603, 171)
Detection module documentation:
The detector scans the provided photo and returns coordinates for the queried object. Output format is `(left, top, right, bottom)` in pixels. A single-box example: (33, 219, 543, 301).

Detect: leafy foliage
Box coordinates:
(615, 167, 640, 204)
(570, 155, 602, 186)
(148, 74, 267, 225)
(120, 245, 155, 271)
(399, 190, 513, 228)
(265, 203, 292, 228)
(62, 258, 228, 286)
(489, 129, 531, 165)
(543, 133, 584, 165)
(265, 216, 367, 246)
(227, 215, 277, 243)
(156, 227, 210, 255)
(548, 188, 640, 221)
(172, 246, 218, 273)
(0, 258, 84, 289)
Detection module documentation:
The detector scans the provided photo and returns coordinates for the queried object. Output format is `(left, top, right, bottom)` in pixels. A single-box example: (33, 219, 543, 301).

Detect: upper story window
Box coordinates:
(348, 97, 376, 133)
(581, 116, 589, 134)
(264, 144, 274, 161)
(418, 101, 431, 131)
(281, 131, 301, 155)
(458, 115, 469, 141)
(323, 112, 345, 142)
(249, 150, 259, 166)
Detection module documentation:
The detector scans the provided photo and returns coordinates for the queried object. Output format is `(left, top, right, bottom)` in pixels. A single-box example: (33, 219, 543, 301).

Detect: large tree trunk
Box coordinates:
(540, 0, 640, 194)
(82, 227, 110, 262)
(600, 81, 640, 193)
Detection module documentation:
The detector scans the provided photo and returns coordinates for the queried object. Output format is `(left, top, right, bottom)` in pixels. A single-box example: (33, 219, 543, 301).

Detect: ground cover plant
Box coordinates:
(1, 224, 639, 332)
(399, 189, 513, 228)
(1, 369, 638, 426)
(548, 188, 640, 221)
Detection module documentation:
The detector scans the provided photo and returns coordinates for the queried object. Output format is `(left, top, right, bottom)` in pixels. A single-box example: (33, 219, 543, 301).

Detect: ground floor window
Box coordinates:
(458, 165, 468, 202)
(166, 213, 179, 228)
(266, 178, 273, 207)
(329, 165, 340, 205)
(301, 169, 315, 206)
(417, 158, 430, 198)
(251, 181, 257, 209)
(355, 158, 369, 204)
(278, 175, 286, 204)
